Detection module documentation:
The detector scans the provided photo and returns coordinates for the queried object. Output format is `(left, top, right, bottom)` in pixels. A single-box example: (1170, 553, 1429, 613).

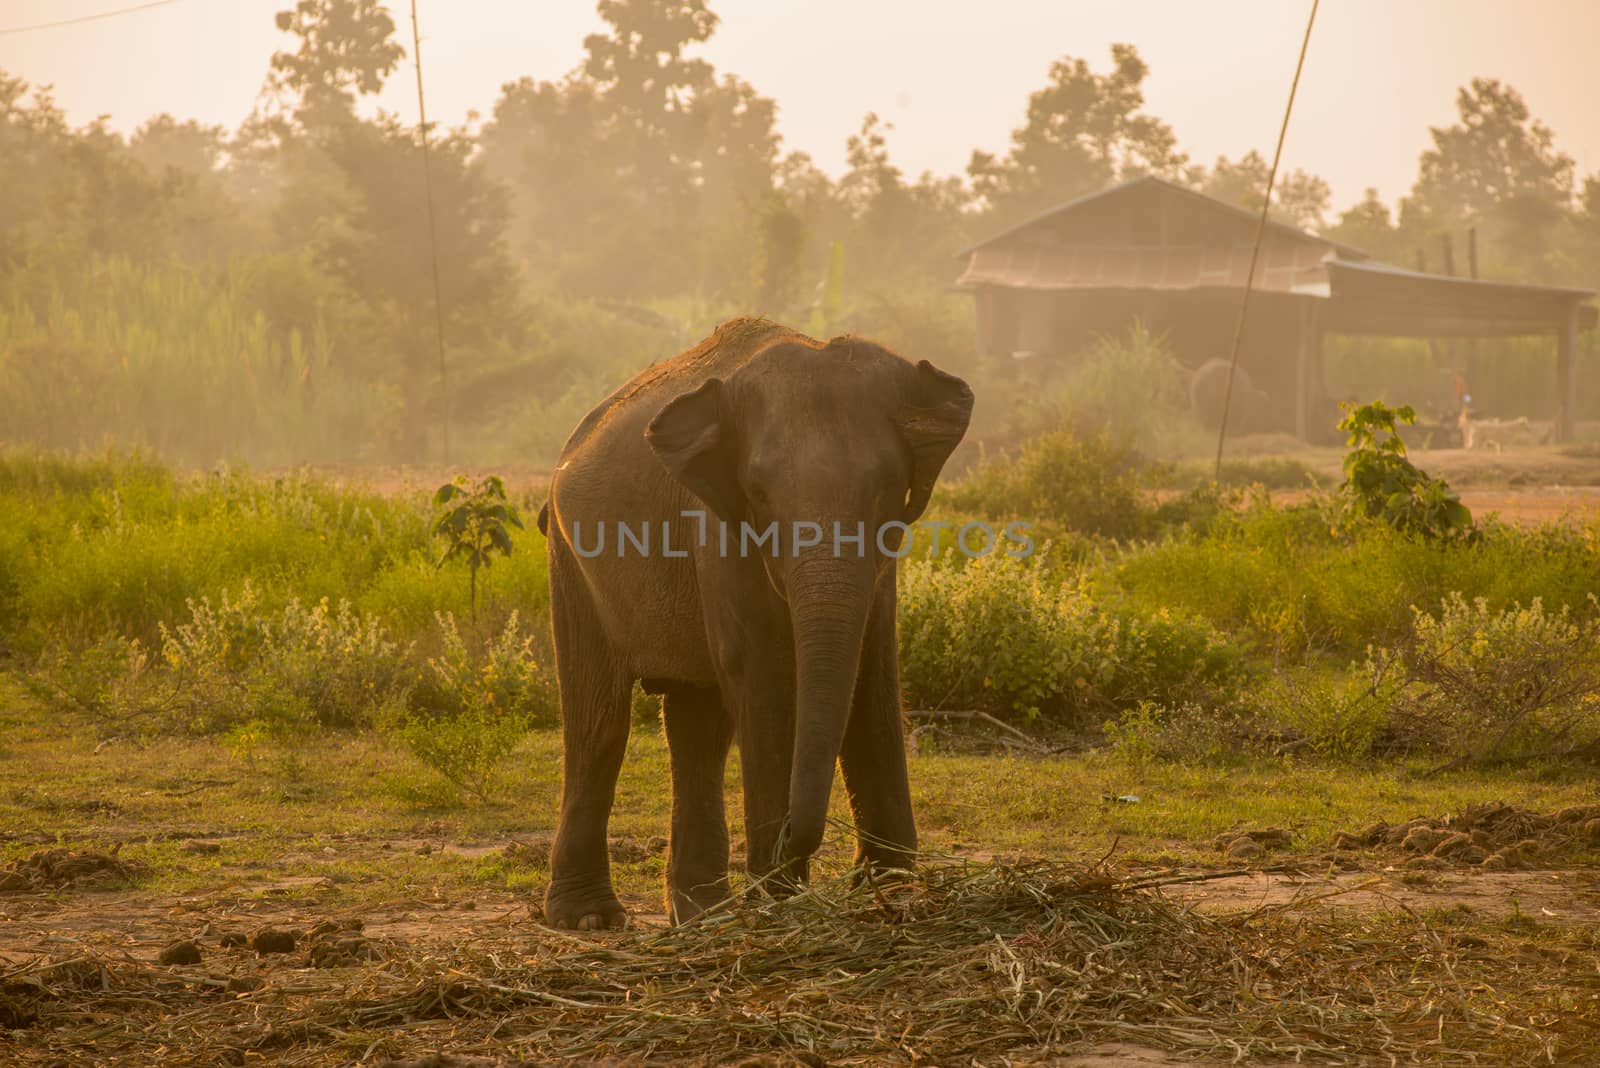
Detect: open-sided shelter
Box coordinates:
(955, 176, 1596, 442)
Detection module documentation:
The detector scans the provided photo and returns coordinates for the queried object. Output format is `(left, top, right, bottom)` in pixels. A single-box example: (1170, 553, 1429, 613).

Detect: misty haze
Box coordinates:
(0, 3, 1598, 1065)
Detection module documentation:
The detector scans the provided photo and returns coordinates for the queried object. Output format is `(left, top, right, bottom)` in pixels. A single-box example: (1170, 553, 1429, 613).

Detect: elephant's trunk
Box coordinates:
(781, 548, 874, 867)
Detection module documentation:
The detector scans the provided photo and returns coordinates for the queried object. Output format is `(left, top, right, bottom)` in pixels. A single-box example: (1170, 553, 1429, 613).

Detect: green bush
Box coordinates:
(0, 450, 549, 654)
(1338, 401, 1471, 540)
(1251, 658, 1403, 761)
(1115, 500, 1600, 658)
(1386, 594, 1600, 766)
(105, 581, 415, 735)
(898, 553, 1246, 726)
(941, 429, 1157, 540)
(395, 611, 554, 803)
(1, 458, 430, 648)
(994, 323, 1205, 457)
(1102, 700, 1266, 770)
(1159, 456, 1330, 492)
(407, 610, 556, 729)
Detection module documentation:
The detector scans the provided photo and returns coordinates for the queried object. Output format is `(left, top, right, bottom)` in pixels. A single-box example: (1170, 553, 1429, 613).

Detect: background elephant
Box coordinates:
(1190, 357, 1274, 435)
(536, 317, 974, 929)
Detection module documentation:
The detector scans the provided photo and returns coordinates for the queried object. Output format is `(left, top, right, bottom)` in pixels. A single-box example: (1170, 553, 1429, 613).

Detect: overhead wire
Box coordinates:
(1212, 0, 1321, 481)
(410, 0, 451, 464)
(0, 0, 187, 37)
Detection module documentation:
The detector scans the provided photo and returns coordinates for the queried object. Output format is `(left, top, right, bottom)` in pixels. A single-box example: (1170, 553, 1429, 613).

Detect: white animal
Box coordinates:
(1464, 416, 1547, 452)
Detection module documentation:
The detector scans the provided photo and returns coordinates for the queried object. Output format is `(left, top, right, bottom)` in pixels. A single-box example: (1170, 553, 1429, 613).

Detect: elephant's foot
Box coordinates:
(849, 854, 918, 889)
(853, 843, 918, 879)
(748, 855, 808, 899)
(544, 881, 628, 931)
(667, 875, 730, 925)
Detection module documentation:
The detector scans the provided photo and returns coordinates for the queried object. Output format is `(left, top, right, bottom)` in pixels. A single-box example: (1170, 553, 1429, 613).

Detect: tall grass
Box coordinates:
(0, 450, 548, 655)
(7, 450, 1599, 770)
(0, 249, 686, 469)
(995, 323, 1208, 457)
(0, 252, 387, 465)
(1114, 499, 1600, 658)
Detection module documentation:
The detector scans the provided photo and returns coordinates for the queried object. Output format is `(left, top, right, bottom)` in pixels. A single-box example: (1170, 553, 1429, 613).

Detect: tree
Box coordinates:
(838, 113, 971, 290)
(1195, 150, 1331, 231)
(316, 116, 524, 460)
(1404, 79, 1575, 280)
(1569, 174, 1600, 286)
(1323, 187, 1404, 260)
(480, 0, 780, 300)
(128, 115, 226, 178)
(751, 189, 807, 314)
(968, 44, 1185, 226)
(0, 74, 233, 264)
(265, 0, 405, 129)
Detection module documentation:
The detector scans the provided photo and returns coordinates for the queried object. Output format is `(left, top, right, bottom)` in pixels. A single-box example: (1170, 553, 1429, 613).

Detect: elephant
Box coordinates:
(535, 317, 974, 929)
(1190, 357, 1274, 435)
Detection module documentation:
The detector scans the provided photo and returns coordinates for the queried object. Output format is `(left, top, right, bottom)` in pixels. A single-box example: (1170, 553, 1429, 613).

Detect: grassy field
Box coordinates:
(3, 448, 1600, 1064)
(3, 672, 1600, 1064)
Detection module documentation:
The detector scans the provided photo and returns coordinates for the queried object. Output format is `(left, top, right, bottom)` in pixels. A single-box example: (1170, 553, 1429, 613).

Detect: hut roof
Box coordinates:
(955, 175, 1596, 333)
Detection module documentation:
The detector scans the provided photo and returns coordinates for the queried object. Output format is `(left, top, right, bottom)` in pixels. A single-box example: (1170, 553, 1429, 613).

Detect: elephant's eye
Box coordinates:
(744, 483, 775, 527)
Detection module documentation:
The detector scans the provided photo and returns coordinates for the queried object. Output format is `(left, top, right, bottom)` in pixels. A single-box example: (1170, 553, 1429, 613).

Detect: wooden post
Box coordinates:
(1556, 303, 1579, 444)
(1439, 233, 1461, 382)
(1415, 248, 1444, 368)
(974, 286, 994, 364)
(1465, 227, 1479, 378)
(1295, 298, 1321, 441)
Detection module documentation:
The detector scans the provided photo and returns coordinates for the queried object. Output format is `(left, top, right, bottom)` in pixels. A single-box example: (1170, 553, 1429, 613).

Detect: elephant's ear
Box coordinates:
(646, 378, 742, 523)
(896, 360, 974, 523)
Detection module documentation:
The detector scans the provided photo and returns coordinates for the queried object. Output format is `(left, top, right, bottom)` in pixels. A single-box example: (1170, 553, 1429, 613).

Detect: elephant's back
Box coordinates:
(556, 317, 813, 462)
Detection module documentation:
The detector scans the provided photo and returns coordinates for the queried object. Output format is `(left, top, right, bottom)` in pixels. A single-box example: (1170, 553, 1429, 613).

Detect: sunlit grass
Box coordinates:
(3, 675, 1594, 916)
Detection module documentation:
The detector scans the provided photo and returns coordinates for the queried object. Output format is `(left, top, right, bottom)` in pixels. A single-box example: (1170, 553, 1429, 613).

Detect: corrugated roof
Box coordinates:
(957, 175, 1370, 260)
(1326, 258, 1595, 300)
(954, 238, 1333, 294)
(1323, 258, 1597, 337)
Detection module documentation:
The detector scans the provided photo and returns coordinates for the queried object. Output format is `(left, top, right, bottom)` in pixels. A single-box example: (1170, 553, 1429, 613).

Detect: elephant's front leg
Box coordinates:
(838, 573, 917, 873)
(700, 566, 800, 894)
(661, 683, 734, 923)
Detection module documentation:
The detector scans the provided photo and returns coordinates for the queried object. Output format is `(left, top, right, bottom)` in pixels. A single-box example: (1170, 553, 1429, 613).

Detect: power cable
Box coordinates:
(1213, 0, 1320, 481)
(0, 0, 186, 37)
(410, 0, 450, 465)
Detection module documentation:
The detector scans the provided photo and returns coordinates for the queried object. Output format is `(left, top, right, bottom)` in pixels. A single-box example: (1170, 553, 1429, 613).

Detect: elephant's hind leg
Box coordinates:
(545, 561, 633, 931)
(662, 683, 734, 923)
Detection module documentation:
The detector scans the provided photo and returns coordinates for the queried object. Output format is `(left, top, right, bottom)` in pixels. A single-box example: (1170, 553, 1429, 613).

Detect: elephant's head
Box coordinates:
(645, 337, 973, 867)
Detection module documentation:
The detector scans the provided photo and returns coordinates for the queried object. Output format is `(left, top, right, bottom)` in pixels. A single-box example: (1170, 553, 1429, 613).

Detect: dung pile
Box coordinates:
(1332, 800, 1600, 870)
(0, 847, 144, 892)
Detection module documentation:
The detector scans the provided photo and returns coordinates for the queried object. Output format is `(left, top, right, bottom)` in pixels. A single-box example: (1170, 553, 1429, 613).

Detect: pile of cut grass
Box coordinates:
(2, 858, 1589, 1065)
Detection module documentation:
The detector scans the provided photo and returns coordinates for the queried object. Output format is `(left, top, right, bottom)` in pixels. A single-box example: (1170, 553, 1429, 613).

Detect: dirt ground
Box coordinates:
(3, 854, 1594, 973)
(6, 443, 1598, 1064)
(1214, 441, 1600, 523)
(290, 444, 1600, 526)
(2, 825, 1596, 1066)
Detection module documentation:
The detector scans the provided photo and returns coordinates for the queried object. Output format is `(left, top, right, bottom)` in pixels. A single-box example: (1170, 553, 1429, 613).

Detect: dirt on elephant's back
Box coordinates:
(610, 315, 802, 407)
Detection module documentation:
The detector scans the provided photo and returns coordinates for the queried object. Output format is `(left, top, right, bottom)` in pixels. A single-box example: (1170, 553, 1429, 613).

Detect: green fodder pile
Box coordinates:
(2, 859, 1594, 1066)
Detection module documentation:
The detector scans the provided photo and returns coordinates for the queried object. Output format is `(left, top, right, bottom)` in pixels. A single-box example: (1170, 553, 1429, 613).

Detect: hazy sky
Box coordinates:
(3, 0, 1597, 215)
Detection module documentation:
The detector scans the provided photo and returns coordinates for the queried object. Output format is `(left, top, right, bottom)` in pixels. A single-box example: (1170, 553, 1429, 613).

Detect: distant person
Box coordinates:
(1457, 392, 1475, 450)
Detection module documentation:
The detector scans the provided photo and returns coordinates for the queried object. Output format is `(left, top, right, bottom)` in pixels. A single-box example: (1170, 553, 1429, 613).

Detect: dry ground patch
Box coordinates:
(1, 675, 1598, 1064)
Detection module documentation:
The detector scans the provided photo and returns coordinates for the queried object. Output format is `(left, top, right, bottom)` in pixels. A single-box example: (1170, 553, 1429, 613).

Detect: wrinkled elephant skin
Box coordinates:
(537, 318, 973, 928)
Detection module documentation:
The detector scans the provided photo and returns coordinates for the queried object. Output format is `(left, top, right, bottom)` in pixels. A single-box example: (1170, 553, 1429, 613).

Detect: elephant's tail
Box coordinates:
(537, 500, 550, 536)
